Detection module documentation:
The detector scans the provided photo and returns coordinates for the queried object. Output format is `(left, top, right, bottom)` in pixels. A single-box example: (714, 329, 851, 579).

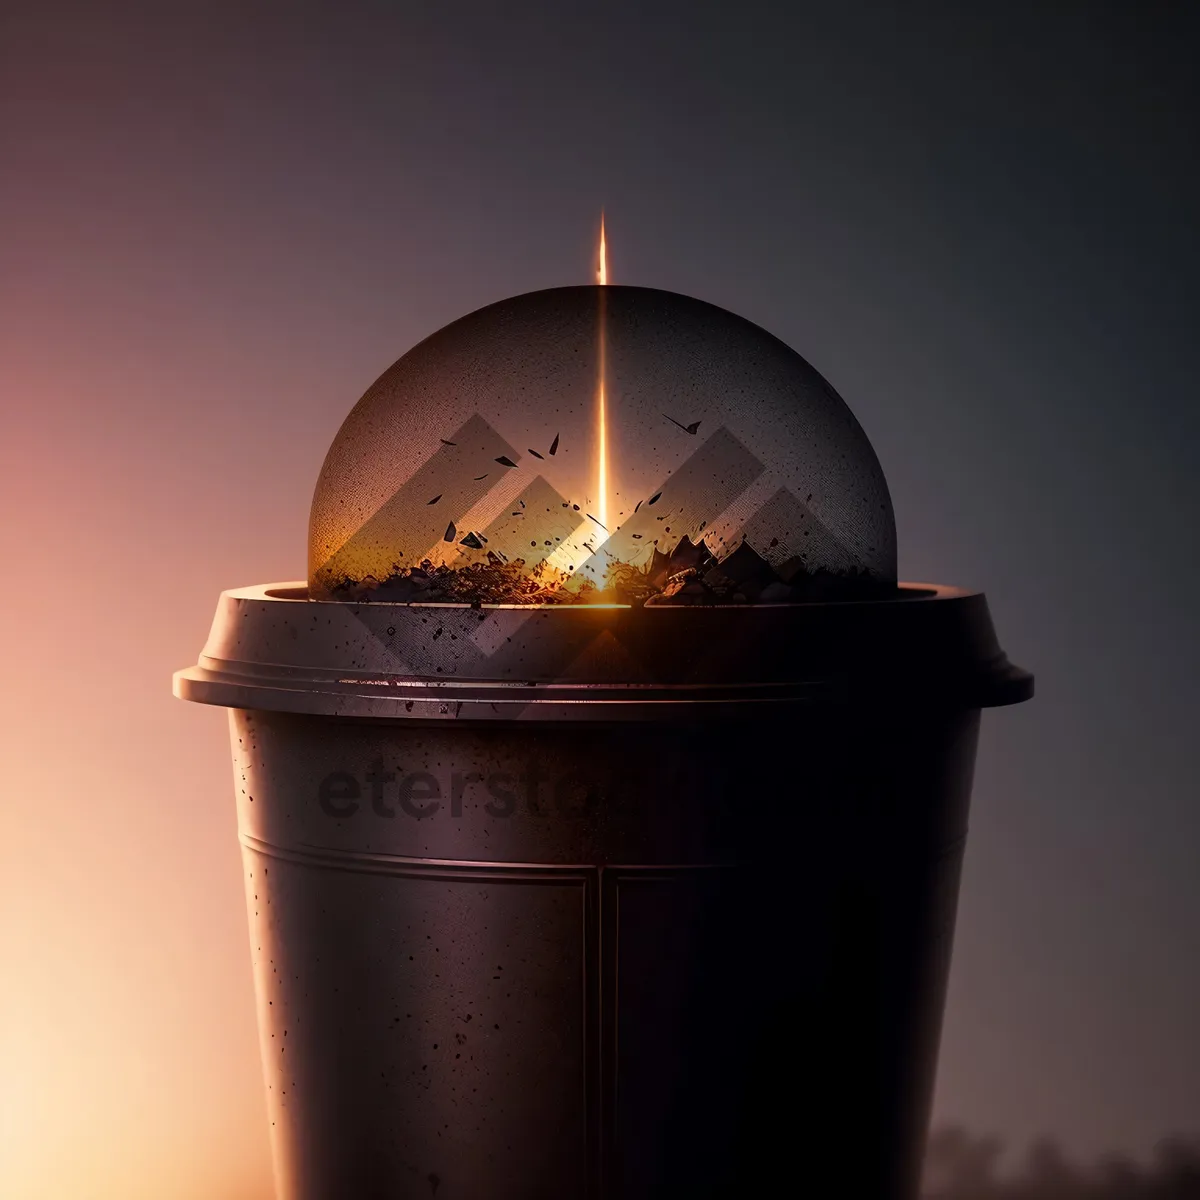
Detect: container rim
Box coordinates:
(256, 582, 947, 606)
(173, 581, 1033, 719)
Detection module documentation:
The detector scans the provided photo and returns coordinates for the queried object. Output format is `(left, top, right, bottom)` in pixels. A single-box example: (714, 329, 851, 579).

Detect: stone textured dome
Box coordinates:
(309, 285, 895, 605)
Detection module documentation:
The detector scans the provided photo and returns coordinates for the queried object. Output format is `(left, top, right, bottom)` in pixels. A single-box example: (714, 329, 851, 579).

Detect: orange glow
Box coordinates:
(595, 212, 610, 534)
(596, 211, 608, 286)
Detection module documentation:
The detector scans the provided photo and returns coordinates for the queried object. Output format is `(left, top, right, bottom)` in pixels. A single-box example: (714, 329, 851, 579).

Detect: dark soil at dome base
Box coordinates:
(326, 535, 894, 607)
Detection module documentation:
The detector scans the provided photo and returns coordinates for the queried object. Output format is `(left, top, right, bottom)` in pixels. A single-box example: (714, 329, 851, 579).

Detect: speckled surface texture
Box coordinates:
(307, 286, 896, 603)
(171, 567, 1032, 1197)
(230, 704, 980, 1199)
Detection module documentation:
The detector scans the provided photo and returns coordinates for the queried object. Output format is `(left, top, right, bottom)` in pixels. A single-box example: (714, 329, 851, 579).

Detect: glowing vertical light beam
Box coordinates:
(595, 212, 610, 535)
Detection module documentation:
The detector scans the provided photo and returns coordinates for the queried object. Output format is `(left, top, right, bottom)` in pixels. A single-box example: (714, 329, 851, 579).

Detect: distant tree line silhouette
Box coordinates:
(922, 1126, 1200, 1199)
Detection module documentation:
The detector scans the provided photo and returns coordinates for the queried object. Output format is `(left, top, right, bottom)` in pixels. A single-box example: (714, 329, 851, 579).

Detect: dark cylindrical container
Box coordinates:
(175, 582, 1031, 1200)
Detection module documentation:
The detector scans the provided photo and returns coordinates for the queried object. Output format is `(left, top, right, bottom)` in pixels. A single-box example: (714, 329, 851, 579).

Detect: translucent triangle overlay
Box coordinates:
(316, 415, 871, 601)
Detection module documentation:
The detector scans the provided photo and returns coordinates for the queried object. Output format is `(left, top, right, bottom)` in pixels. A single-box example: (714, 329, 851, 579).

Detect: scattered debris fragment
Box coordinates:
(495, 455, 518, 468)
(664, 415, 701, 435)
(427, 494, 442, 505)
(443, 522, 456, 542)
(549, 433, 560, 455)
(528, 448, 545, 460)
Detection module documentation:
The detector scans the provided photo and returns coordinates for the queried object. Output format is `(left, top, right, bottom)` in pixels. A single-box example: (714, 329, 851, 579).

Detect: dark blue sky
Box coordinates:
(3, 1, 1197, 1190)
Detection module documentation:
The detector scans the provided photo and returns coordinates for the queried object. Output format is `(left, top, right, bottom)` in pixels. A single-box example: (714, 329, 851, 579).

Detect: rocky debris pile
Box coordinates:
(326, 538, 893, 607)
(327, 557, 595, 606)
(633, 536, 892, 606)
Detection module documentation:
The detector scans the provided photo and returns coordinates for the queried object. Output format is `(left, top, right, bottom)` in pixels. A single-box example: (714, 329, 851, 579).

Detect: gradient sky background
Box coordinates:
(2, 2, 1198, 1197)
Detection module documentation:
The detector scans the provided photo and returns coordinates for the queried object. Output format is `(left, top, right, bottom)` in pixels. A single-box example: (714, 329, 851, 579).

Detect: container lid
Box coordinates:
(173, 582, 1033, 721)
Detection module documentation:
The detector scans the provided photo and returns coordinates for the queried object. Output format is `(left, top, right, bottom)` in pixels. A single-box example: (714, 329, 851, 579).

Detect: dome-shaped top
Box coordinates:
(308, 285, 895, 605)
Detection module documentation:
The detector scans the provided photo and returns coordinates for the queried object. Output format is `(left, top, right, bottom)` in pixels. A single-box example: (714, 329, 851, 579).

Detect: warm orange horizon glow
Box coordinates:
(595, 212, 610, 534)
